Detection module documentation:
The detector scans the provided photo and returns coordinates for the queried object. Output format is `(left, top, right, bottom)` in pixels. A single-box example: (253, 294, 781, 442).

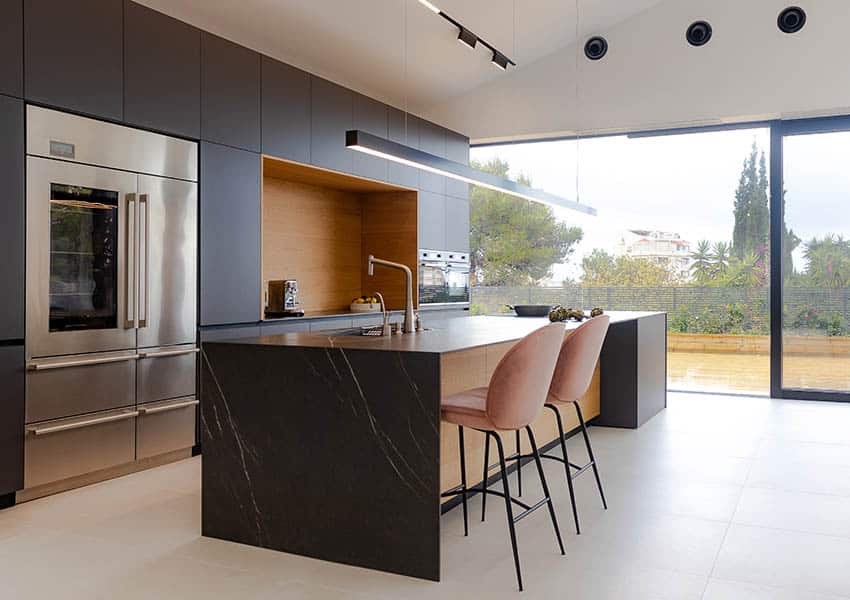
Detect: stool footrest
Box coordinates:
(442, 485, 534, 512)
(512, 497, 549, 524)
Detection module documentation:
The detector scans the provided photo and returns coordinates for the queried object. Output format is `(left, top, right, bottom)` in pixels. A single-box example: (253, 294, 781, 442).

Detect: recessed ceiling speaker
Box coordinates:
(778, 6, 807, 33)
(686, 20, 713, 46)
(584, 36, 608, 61)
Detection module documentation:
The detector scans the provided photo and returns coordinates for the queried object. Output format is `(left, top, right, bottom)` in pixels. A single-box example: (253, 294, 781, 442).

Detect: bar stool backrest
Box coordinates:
(486, 323, 565, 430)
(548, 315, 610, 403)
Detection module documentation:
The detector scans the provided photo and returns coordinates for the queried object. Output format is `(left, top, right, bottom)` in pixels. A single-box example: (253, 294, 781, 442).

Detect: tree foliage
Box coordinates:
(801, 235, 850, 287)
(581, 249, 674, 286)
(470, 158, 583, 286)
(732, 143, 770, 261)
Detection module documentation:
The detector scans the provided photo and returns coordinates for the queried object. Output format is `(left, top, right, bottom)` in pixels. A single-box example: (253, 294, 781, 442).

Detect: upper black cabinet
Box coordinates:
(201, 33, 261, 152)
(310, 77, 353, 173)
(0, 0, 23, 98)
(351, 93, 388, 182)
(418, 119, 446, 195)
(445, 129, 470, 200)
(124, 2, 200, 139)
(25, 0, 123, 120)
(261, 57, 311, 164)
(387, 108, 419, 189)
(0, 96, 23, 341)
(200, 142, 261, 326)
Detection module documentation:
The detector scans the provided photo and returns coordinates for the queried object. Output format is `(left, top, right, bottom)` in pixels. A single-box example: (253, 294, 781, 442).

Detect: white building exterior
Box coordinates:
(616, 229, 691, 280)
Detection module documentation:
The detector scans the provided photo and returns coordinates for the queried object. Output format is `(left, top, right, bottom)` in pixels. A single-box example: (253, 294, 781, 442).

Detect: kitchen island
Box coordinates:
(200, 312, 666, 581)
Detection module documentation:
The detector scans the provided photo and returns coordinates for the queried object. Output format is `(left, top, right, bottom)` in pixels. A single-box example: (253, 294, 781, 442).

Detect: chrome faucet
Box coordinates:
(374, 291, 392, 337)
(367, 255, 415, 334)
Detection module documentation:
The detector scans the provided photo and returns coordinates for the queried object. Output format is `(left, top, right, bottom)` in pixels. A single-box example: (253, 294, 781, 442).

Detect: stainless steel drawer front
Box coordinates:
(137, 345, 197, 405)
(137, 397, 197, 460)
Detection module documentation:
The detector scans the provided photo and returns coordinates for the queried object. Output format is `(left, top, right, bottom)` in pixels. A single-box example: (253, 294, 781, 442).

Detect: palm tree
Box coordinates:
(690, 240, 713, 284)
(710, 241, 731, 277)
(803, 235, 850, 288)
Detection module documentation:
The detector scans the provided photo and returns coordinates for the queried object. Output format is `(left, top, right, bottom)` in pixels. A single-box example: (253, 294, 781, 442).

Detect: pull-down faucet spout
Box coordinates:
(367, 255, 415, 334)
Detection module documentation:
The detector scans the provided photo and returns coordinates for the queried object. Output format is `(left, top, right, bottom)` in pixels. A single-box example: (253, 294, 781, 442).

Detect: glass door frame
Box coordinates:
(770, 115, 850, 402)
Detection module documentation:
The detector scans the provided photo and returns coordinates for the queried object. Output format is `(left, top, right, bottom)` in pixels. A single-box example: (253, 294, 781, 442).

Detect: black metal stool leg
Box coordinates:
(546, 404, 580, 535)
(574, 401, 607, 510)
(526, 426, 565, 556)
(458, 426, 469, 536)
(481, 432, 490, 522)
(492, 432, 523, 592)
(515, 429, 522, 497)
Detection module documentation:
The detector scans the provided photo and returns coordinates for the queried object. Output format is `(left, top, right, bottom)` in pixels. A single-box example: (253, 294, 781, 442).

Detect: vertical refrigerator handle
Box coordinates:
(125, 193, 137, 329)
(139, 194, 149, 328)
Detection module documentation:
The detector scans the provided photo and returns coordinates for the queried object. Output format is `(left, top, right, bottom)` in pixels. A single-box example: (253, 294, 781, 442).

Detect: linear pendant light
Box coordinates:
(346, 130, 597, 216)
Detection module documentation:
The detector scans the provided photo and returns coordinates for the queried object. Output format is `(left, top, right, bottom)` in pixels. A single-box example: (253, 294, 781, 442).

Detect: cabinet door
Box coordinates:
(0, 96, 23, 341)
(310, 77, 352, 173)
(261, 57, 311, 164)
(351, 93, 388, 181)
(201, 33, 261, 152)
(445, 129, 470, 200)
(200, 142, 261, 326)
(0, 344, 24, 495)
(0, 0, 22, 97)
(24, 0, 123, 120)
(445, 196, 470, 252)
(418, 191, 446, 250)
(418, 119, 446, 194)
(387, 108, 419, 189)
(124, 1, 200, 138)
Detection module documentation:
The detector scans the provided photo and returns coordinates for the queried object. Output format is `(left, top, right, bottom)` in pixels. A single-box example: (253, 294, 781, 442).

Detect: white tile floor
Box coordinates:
(2, 392, 850, 599)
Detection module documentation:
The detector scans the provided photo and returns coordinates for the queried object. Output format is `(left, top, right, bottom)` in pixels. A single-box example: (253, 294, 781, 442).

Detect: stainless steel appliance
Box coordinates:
(265, 279, 304, 317)
(418, 249, 470, 305)
(23, 106, 199, 494)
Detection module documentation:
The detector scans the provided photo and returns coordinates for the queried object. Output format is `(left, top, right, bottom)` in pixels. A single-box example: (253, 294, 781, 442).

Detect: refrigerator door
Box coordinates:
(26, 157, 138, 358)
(136, 175, 197, 349)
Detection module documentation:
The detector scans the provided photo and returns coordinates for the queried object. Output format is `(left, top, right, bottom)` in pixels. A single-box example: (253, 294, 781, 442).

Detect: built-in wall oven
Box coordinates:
(22, 107, 199, 494)
(418, 249, 470, 305)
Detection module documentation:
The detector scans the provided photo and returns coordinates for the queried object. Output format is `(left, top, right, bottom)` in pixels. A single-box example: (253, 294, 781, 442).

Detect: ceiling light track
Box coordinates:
(346, 130, 596, 215)
(416, 0, 517, 70)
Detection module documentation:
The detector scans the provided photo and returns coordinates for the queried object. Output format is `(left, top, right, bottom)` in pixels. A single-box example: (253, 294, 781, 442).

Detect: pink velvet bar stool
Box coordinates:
(542, 315, 611, 535)
(440, 323, 566, 592)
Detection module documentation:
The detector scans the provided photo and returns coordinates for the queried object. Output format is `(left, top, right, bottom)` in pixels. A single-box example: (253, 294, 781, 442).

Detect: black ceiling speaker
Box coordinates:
(778, 6, 807, 33)
(686, 21, 713, 46)
(584, 36, 608, 61)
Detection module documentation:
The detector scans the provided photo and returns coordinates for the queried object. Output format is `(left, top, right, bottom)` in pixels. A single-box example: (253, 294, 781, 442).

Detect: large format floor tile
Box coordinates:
(0, 392, 849, 599)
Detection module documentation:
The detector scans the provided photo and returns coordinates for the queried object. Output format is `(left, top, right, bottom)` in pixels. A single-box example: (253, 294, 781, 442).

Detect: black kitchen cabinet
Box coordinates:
(0, 96, 24, 341)
(201, 33, 261, 152)
(445, 129, 470, 200)
(0, 0, 22, 98)
(261, 57, 311, 164)
(310, 77, 353, 173)
(25, 0, 123, 120)
(124, 1, 201, 138)
(387, 108, 419, 189)
(445, 196, 470, 252)
(418, 119, 446, 195)
(200, 142, 261, 326)
(418, 191, 446, 250)
(0, 344, 24, 499)
(351, 93, 388, 182)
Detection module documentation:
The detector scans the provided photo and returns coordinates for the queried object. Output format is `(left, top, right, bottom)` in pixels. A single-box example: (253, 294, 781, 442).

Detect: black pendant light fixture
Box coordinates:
(346, 130, 597, 215)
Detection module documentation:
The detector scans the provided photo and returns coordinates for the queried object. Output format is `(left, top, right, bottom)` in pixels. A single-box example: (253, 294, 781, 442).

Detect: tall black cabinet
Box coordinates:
(0, 0, 22, 98)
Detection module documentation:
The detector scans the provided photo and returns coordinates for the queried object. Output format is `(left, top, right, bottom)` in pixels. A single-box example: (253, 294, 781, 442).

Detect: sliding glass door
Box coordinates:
(772, 117, 850, 401)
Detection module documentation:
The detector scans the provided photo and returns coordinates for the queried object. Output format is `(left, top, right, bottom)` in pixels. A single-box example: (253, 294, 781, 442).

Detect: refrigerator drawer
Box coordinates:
(24, 408, 137, 489)
(137, 397, 197, 460)
(26, 350, 137, 423)
(137, 345, 198, 404)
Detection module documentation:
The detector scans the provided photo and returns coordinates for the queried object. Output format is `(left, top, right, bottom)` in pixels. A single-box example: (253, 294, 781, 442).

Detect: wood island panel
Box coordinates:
(439, 335, 601, 494)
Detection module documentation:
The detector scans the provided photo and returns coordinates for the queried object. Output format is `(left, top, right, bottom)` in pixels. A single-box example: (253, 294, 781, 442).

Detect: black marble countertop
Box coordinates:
(212, 311, 665, 355)
(260, 304, 469, 323)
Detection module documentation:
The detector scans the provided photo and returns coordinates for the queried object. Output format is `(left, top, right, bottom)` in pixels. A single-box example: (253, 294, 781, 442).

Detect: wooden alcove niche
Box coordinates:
(261, 156, 419, 315)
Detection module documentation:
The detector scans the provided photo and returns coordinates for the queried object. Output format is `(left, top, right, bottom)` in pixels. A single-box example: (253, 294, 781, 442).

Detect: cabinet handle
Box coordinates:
(138, 347, 199, 359)
(139, 194, 149, 328)
(126, 193, 137, 329)
(139, 399, 199, 415)
(27, 354, 140, 371)
(27, 410, 139, 436)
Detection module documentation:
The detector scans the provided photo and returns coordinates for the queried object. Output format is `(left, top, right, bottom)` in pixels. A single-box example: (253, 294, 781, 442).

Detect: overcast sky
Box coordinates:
(471, 127, 850, 280)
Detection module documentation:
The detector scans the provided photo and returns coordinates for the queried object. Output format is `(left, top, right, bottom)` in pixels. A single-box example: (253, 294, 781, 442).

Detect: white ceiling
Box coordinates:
(134, 0, 666, 133)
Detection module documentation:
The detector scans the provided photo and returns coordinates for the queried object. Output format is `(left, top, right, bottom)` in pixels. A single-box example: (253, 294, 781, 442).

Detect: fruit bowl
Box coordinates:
(350, 296, 382, 313)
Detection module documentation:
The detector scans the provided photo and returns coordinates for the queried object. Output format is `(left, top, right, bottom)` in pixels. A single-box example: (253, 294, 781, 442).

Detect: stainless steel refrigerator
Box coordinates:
(23, 107, 199, 494)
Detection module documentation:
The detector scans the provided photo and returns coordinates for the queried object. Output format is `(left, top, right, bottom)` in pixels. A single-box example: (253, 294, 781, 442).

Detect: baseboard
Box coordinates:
(0, 492, 15, 510)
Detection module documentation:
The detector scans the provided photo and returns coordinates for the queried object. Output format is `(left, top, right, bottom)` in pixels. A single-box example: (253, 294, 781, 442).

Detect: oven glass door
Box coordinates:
(418, 263, 448, 305)
(445, 264, 470, 303)
(27, 157, 138, 358)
